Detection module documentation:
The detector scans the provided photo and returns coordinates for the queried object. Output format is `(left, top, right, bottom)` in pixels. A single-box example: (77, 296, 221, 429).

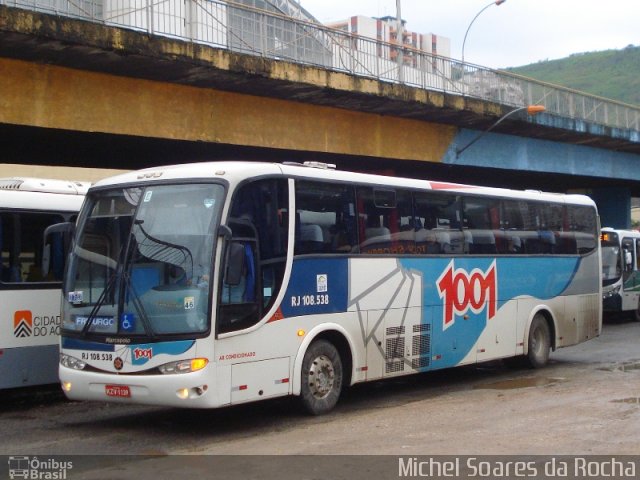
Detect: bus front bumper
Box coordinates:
(602, 292, 622, 312)
(59, 364, 223, 409)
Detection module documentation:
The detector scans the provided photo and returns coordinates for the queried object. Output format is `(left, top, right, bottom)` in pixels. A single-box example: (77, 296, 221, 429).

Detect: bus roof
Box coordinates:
(0, 178, 90, 195)
(601, 227, 640, 237)
(0, 178, 89, 212)
(91, 161, 596, 207)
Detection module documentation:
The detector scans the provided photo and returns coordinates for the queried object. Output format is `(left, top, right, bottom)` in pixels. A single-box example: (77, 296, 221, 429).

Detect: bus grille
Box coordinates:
(386, 360, 405, 373)
(412, 334, 431, 357)
(386, 326, 405, 336)
(385, 337, 405, 359)
(384, 322, 432, 374)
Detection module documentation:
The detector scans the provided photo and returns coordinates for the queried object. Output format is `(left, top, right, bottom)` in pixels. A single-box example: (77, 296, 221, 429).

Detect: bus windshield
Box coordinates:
(601, 231, 622, 285)
(63, 183, 223, 338)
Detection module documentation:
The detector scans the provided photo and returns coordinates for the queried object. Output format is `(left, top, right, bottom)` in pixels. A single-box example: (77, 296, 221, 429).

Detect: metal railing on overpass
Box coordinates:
(3, 0, 640, 133)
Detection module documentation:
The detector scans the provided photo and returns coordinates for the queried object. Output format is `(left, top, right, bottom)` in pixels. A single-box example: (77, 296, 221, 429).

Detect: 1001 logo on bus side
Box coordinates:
(436, 260, 497, 330)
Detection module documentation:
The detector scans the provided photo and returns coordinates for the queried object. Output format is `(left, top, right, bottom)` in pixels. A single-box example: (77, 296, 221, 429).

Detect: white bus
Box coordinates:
(601, 227, 640, 320)
(59, 162, 601, 414)
(0, 178, 88, 389)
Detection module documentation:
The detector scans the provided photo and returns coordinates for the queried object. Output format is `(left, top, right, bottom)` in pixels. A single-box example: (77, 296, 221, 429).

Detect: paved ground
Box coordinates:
(1, 316, 638, 478)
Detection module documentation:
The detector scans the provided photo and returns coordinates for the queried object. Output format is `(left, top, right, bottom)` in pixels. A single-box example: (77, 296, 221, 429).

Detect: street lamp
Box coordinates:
(455, 105, 545, 158)
(461, 0, 507, 66)
(396, 0, 404, 83)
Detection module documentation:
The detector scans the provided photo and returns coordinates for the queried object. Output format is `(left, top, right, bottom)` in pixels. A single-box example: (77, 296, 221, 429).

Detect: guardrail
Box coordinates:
(2, 0, 639, 132)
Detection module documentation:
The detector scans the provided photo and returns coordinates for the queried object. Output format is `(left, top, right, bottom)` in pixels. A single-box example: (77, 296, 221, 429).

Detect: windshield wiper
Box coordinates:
(80, 223, 134, 337)
(134, 220, 194, 280)
(81, 272, 118, 337)
(121, 270, 157, 339)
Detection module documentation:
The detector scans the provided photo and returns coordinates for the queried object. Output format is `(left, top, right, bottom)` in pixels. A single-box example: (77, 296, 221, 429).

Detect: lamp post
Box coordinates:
(461, 0, 506, 66)
(455, 105, 545, 158)
(396, 0, 404, 83)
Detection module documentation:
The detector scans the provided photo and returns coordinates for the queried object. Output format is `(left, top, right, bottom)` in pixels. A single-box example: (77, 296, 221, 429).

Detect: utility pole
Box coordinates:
(396, 0, 404, 83)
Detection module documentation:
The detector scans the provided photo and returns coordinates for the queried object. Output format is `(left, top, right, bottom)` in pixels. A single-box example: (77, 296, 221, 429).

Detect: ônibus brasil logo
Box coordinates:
(436, 260, 497, 330)
(8, 456, 73, 479)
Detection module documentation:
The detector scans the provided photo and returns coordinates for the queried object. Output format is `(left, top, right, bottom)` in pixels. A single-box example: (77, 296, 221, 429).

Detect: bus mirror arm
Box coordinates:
(42, 222, 75, 277)
(224, 242, 245, 286)
(219, 225, 246, 286)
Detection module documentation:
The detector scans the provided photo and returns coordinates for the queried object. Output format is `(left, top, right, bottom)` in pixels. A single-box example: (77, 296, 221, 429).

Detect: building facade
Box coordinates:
(326, 15, 451, 61)
(325, 15, 452, 86)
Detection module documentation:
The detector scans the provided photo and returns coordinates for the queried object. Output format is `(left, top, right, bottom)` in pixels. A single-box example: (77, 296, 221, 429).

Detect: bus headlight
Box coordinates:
(158, 358, 208, 375)
(60, 353, 87, 371)
(603, 285, 621, 299)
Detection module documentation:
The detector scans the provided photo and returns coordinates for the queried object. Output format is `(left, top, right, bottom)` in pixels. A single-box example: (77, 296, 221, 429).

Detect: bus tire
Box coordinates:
(526, 314, 551, 368)
(633, 299, 640, 322)
(300, 339, 343, 415)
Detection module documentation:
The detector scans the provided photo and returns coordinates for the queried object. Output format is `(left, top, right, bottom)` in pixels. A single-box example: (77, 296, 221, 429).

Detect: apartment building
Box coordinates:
(326, 15, 451, 60)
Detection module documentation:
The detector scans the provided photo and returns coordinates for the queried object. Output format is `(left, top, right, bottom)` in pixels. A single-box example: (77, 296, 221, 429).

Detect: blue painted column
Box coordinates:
(589, 187, 631, 229)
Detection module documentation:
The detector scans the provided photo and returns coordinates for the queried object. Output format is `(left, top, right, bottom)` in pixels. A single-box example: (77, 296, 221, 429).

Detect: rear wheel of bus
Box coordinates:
(300, 339, 343, 415)
(526, 314, 551, 368)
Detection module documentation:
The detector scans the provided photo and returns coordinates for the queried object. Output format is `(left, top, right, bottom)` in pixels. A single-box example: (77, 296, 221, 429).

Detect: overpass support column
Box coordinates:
(590, 187, 631, 229)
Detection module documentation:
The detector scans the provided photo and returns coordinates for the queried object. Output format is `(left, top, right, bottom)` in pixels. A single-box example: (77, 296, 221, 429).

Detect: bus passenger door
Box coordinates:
(621, 237, 639, 311)
(217, 178, 289, 335)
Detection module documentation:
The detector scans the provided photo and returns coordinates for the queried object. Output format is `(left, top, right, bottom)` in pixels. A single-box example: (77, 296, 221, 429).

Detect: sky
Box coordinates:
(298, 0, 640, 69)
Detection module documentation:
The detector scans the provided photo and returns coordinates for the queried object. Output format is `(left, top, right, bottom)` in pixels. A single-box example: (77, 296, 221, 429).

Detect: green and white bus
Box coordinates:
(601, 227, 640, 320)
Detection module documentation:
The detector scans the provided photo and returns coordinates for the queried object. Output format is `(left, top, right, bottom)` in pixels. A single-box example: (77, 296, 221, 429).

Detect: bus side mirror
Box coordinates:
(225, 242, 245, 286)
(218, 224, 232, 240)
(42, 222, 75, 277)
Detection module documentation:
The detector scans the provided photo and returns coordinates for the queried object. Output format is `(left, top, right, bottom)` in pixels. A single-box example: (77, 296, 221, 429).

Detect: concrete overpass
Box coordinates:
(1, 3, 640, 227)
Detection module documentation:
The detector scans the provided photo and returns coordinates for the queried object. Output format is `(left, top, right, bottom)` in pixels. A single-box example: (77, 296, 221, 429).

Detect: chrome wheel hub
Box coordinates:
(308, 354, 335, 399)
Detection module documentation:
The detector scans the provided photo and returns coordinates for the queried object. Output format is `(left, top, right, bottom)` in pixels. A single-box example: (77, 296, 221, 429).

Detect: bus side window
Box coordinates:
(295, 181, 357, 254)
(621, 238, 635, 285)
(462, 196, 499, 254)
(414, 192, 460, 255)
(356, 187, 412, 254)
(1, 211, 67, 284)
(564, 205, 597, 255)
(500, 200, 527, 254)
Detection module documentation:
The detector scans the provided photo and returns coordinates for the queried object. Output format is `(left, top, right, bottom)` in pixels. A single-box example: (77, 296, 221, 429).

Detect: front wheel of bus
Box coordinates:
(526, 314, 551, 368)
(300, 340, 343, 415)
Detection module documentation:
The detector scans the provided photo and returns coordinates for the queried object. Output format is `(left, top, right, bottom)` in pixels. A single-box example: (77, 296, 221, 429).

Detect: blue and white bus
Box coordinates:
(59, 162, 601, 414)
(0, 177, 88, 389)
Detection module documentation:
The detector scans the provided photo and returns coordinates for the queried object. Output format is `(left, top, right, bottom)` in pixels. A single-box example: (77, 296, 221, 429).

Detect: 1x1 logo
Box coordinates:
(437, 260, 497, 330)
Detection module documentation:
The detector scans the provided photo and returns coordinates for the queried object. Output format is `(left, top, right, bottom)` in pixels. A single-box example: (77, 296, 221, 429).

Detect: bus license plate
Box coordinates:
(105, 385, 131, 398)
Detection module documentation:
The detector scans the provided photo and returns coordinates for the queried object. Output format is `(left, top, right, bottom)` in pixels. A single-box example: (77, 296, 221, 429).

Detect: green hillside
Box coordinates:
(507, 45, 640, 106)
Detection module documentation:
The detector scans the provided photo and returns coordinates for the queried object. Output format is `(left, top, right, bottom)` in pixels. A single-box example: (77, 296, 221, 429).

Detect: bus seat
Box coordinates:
(505, 234, 522, 253)
(365, 227, 390, 240)
(415, 229, 441, 253)
(440, 230, 468, 254)
(434, 230, 452, 253)
(468, 230, 497, 254)
(298, 224, 324, 253)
